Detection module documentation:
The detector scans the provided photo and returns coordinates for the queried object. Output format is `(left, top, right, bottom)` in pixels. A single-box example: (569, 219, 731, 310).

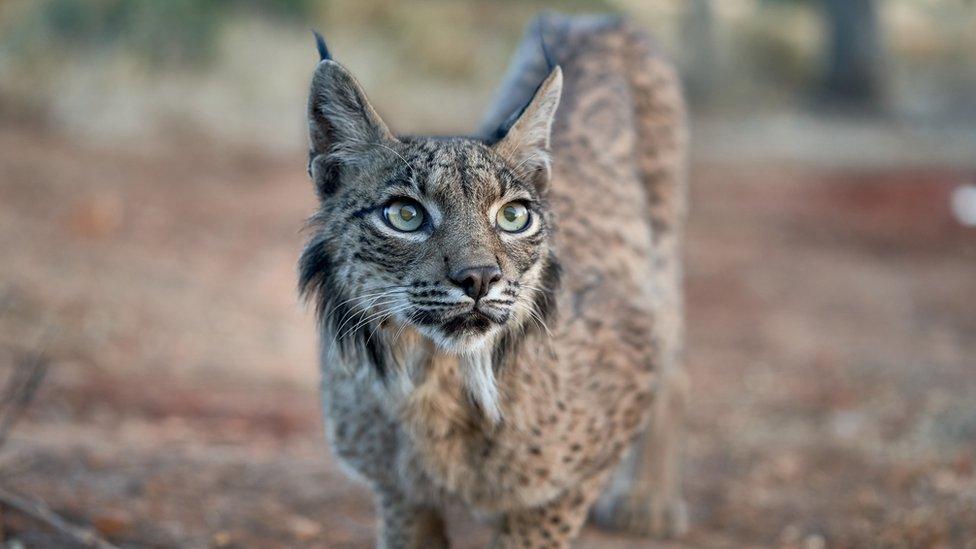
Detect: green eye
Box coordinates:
(496, 201, 530, 232)
(383, 199, 425, 232)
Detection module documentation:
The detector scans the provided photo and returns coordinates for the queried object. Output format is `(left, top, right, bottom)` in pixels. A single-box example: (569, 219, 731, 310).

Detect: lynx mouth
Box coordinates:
(406, 303, 510, 349)
(440, 309, 506, 336)
(441, 312, 492, 335)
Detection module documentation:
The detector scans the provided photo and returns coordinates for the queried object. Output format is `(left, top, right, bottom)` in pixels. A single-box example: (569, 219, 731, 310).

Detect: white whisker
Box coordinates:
(511, 150, 547, 176)
(364, 304, 414, 347)
(329, 292, 405, 353)
(371, 142, 416, 181)
(390, 315, 412, 347)
(514, 299, 553, 338)
(332, 285, 405, 310)
(338, 300, 409, 344)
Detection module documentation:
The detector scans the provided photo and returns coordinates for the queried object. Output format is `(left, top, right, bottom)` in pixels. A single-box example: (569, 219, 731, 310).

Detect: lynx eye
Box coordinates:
(383, 199, 425, 232)
(496, 201, 530, 233)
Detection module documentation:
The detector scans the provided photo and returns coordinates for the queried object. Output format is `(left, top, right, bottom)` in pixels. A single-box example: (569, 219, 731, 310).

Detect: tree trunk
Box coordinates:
(821, 0, 884, 111)
(682, 0, 716, 104)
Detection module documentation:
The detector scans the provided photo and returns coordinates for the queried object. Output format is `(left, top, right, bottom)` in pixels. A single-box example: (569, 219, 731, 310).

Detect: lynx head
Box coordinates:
(299, 45, 563, 381)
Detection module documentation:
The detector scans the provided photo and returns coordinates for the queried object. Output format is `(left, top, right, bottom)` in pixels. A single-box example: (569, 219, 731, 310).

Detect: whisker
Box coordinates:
(333, 289, 405, 329)
(336, 301, 399, 342)
(364, 304, 414, 347)
(338, 300, 408, 344)
(329, 299, 401, 357)
(517, 284, 554, 306)
(332, 285, 406, 310)
(511, 150, 546, 176)
(514, 300, 553, 338)
(330, 294, 396, 341)
(329, 293, 404, 353)
(410, 300, 470, 308)
(371, 143, 416, 181)
(390, 316, 412, 347)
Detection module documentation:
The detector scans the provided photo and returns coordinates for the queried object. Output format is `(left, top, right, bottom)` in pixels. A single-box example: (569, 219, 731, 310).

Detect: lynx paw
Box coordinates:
(591, 491, 689, 538)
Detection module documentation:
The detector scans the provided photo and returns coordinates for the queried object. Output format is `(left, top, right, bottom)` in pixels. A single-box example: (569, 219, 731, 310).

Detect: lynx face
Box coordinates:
(300, 58, 563, 361)
(310, 137, 553, 352)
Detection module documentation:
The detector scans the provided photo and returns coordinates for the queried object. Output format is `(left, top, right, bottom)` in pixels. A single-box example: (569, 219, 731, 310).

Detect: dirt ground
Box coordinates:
(1, 123, 974, 548)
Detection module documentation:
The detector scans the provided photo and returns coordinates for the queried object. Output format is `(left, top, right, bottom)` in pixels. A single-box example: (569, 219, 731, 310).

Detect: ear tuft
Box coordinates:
(312, 30, 331, 61)
(493, 66, 562, 193)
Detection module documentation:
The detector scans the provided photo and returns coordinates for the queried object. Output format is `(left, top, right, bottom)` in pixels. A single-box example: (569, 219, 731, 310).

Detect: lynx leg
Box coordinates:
(492, 472, 608, 549)
(376, 490, 449, 549)
(591, 367, 689, 538)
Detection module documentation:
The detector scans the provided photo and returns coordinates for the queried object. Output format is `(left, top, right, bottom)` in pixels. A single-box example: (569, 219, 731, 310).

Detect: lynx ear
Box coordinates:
(307, 59, 395, 194)
(493, 66, 562, 193)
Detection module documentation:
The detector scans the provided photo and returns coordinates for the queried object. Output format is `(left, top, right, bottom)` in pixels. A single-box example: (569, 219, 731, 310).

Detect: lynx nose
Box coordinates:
(450, 265, 502, 301)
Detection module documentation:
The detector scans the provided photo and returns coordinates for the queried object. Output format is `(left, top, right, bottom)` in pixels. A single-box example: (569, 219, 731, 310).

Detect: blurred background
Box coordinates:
(0, 0, 974, 546)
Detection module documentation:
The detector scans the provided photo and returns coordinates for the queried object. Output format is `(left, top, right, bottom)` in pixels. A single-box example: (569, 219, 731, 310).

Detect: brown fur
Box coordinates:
(300, 14, 688, 548)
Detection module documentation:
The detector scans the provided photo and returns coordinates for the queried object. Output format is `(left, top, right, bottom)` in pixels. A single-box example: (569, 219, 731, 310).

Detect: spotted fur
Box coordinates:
(299, 13, 688, 548)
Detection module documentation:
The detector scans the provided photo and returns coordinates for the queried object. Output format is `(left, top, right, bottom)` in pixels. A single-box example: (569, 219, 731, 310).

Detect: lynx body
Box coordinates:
(300, 14, 688, 548)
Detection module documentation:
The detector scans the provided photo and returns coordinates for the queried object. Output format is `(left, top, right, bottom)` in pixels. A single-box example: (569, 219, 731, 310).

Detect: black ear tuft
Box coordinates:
(313, 30, 331, 61)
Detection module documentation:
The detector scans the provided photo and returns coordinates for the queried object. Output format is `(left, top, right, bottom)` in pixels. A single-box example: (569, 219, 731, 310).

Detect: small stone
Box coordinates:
(288, 515, 322, 540)
(92, 513, 130, 537)
(211, 530, 233, 547)
(803, 534, 826, 549)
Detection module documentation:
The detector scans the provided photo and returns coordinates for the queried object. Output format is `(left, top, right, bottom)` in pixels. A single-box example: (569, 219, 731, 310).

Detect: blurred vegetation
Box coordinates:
(0, 0, 973, 149)
(0, 0, 615, 70)
(2, 0, 318, 67)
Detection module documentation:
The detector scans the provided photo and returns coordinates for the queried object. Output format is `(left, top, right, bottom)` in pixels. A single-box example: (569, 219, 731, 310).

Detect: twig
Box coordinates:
(0, 349, 50, 451)
(0, 304, 105, 546)
(0, 487, 120, 549)
(0, 284, 13, 318)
